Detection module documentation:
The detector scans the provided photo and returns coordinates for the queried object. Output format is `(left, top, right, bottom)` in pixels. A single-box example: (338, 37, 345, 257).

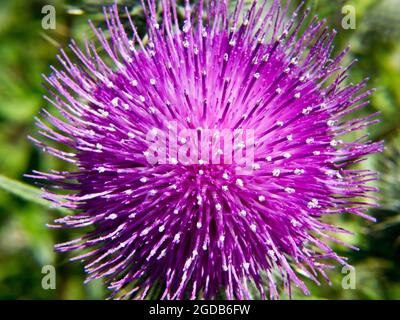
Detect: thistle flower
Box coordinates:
(29, 0, 383, 299)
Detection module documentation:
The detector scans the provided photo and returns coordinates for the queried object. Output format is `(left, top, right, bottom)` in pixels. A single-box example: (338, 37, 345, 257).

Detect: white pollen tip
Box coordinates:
(111, 97, 119, 106)
(330, 140, 338, 147)
(252, 164, 261, 170)
(107, 213, 117, 220)
(236, 178, 244, 187)
(284, 187, 295, 194)
(307, 198, 320, 209)
(294, 168, 304, 175)
(272, 169, 281, 177)
(268, 250, 277, 261)
(173, 233, 181, 243)
(291, 219, 300, 227)
(327, 120, 336, 127)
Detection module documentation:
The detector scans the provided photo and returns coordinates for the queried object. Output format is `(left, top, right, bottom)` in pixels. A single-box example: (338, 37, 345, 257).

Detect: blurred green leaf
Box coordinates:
(0, 174, 69, 214)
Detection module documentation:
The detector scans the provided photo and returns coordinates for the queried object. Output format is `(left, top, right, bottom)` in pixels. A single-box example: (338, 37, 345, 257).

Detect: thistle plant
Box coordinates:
(29, 0, 383, 299)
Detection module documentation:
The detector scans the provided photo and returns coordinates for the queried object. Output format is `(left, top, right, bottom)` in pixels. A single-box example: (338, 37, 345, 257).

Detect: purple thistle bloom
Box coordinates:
(30, 0, 383, 299)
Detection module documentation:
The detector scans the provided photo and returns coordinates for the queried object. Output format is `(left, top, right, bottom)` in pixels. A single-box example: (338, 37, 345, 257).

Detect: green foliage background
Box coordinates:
(0, 0, 399, 299)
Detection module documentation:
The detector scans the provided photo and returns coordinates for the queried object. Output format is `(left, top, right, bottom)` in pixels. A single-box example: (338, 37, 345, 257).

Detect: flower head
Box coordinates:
(30, 0, 383, 299)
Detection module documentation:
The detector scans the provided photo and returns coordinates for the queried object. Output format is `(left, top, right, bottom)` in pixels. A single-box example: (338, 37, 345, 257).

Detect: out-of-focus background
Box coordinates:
(0, 0, 399, 299)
